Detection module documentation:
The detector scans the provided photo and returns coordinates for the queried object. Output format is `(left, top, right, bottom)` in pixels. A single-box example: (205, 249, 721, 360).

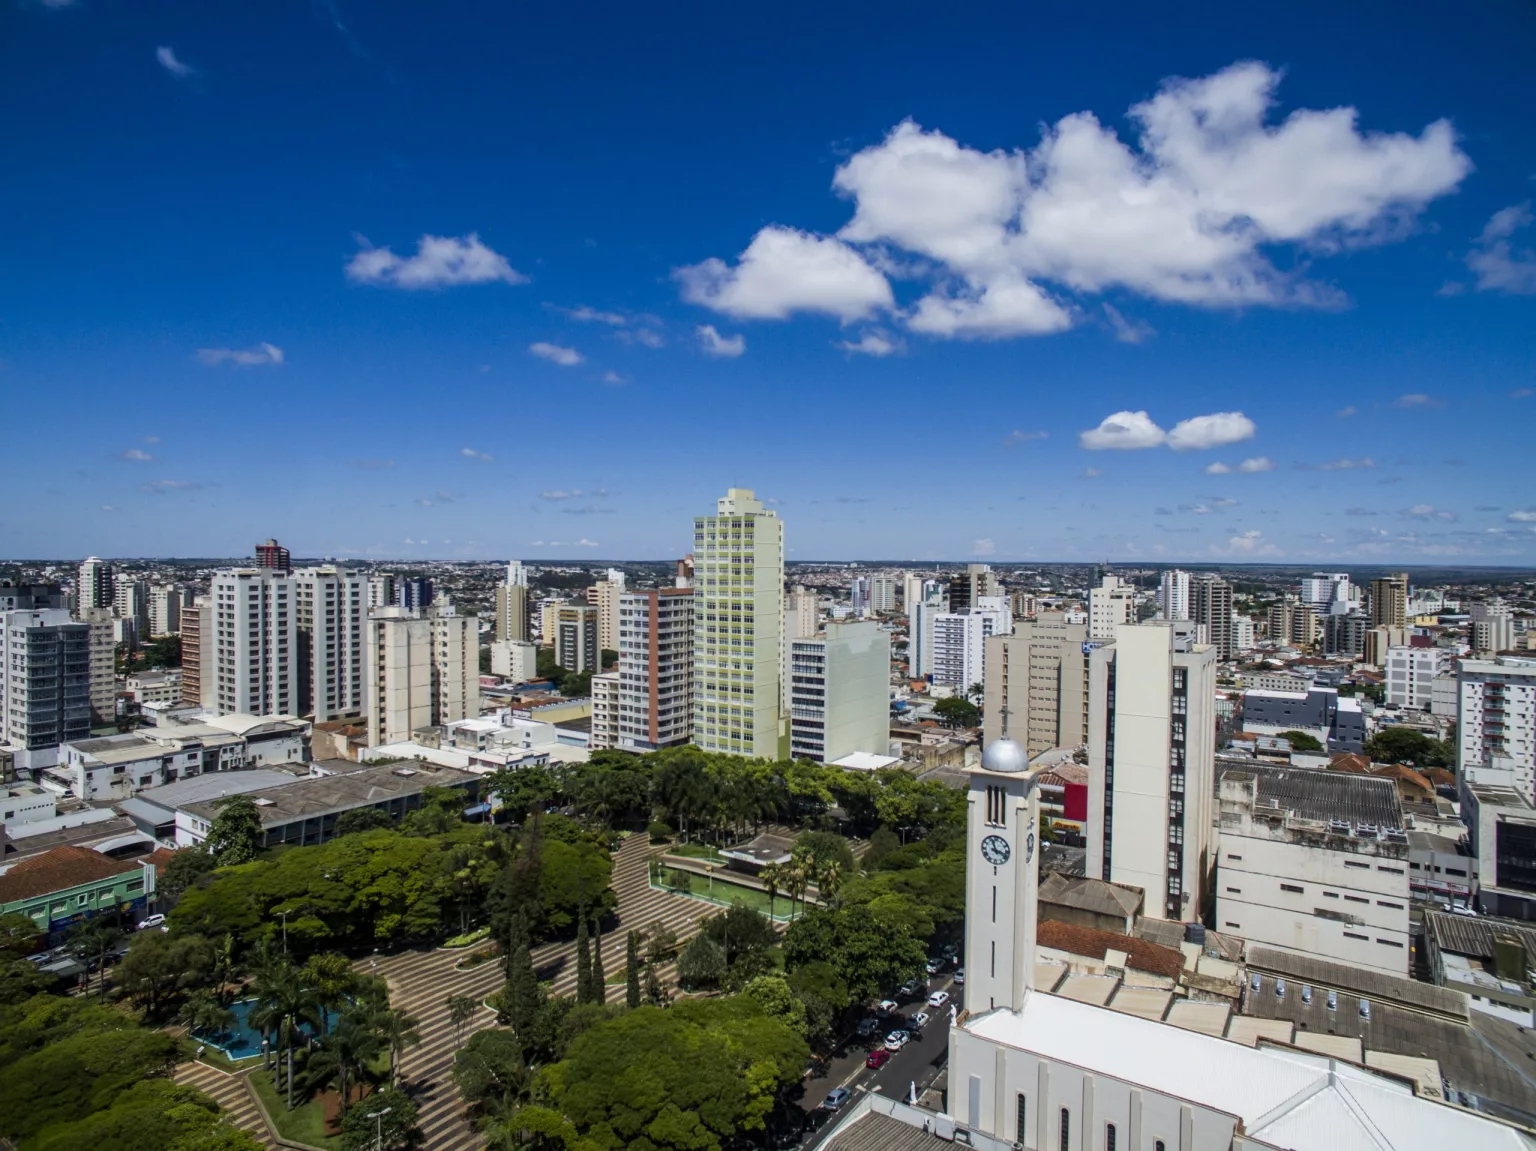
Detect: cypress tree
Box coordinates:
(506, 912, 540, 1053)
(625, 929, 641, 1009)
(591, 915, 607, 1004)
(575, 911, 593, 1004)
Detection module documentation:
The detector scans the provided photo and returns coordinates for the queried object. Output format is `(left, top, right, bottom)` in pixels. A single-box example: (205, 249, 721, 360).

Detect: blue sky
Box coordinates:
(2, 1, 1533, 564)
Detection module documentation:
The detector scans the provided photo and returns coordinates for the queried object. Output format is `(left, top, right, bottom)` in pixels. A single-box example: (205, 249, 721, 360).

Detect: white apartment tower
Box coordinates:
(691, 487, 785, 759)
(982, 614, 1090, 756)
(148, 585, 185, 637)
(932, 596, 1013, 689)
(555, 604, 600, 674)
(788, 620, 891, 763)
(1157, 569, 1191, 621)
(76, 557, 114, 613)
(1385, 645, 1452, 710)
(1088, 574, 1136, 640)
(1470, 601, 1515, 655)
(907, 584, 949, 680)
(1, 604, 93, 770)
(1457, 656, 1536, 804)
(901, 573, 927, 613)
(785, 585, 818, 640)
(365, 609, 479, 746)
(849, 576, 871, 618)
(1088, 622, 1218, 922)
(293, 566, 367, 721)
(1301, 572, 1351, 613)
(114, 576, 149, 634)
(617, 588, 694, 751)
(210, 569, 298, 717)
(871, 574, 896, 614)
(589, 670, 620, 751)
(495, 561, 530, 643)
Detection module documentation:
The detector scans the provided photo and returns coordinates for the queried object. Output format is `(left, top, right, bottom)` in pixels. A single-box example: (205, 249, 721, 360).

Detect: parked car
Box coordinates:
(885, 1030, 910, 1051)
(823, 1088, 853, 1111)
(928, 990, 950, 1008)
(909, 1011, 931, 1031)
(953, 968, 965, 985)
(856, 1017, 880, 1038)
(866, 1048, 892, 1069)
(877, 999, 899, 1015)
(1301, 985, 1312, 1005)
(1359, 1000, 1372, 1021)
(136, 914, 167, 932)
(926, 958, 945, 975)
(1326, 990, 1338, 1012)
(898, 979, 923, 999)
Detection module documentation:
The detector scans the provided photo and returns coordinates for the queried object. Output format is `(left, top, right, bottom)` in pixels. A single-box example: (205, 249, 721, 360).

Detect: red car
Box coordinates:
(866, 1048, 891, 1070)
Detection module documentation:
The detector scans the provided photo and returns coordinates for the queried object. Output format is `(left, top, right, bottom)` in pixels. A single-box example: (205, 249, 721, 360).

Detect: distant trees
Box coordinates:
(1366, 727, 1454, 770)
(1278, 730, 1324, 752)
(933, 696, 979, 729)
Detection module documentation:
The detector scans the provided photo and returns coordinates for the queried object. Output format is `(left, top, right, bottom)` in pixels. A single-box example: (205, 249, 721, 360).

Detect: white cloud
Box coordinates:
(143, 435, 160, 444)
(1103, 303, 1154, 344)
(1238, 456, 1276, 473)
(1204, 461, 1232, 475)
(1404, 504, 1457, 521)
(1468, 203, 1536, 294)
(156, 46, 194, 78)
(675, 225, 894, 321)
(99, 504, 116, 512)
(1166, 411, 1255, 451)
(1082, 467, 1103, 478)
(120, 448, 153, 461)
(632, 329, 665, 349)
(837, 329, 903, 356)
(346, 234, 525, 290)
(561, 306, 627, 325)
(197, 342, 283, 367)
(601, 371, 625, 386)
(1005, 429, 1049, 447)
(972, 538, 997, 556)
(529, 342, 583, 366)
(1210, 497, 1239, 507)
(696, 325, 745, 358)
(1215, 529, 1280, 556)
(1336, 406, 1358, 418)
(1079, 410, 1166, 450)
(1309, 457, 1375, 471)
(1506, 509, 1536, 523)
(460, 447, 494, 462)
(1393, 392, 1440, 408)
(905, 273, 1071, 338)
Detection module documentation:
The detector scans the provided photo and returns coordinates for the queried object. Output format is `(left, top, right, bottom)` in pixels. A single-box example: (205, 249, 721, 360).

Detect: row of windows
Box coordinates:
(1013, 1096, 1163, 1151)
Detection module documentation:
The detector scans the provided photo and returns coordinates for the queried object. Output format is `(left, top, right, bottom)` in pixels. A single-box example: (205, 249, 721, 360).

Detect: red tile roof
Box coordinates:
(1036, 919, 1186, 979)
(0, 845, 140, 904)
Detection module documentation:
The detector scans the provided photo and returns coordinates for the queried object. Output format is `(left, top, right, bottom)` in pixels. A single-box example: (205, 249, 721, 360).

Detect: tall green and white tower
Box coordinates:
(691, 487, 785, 758)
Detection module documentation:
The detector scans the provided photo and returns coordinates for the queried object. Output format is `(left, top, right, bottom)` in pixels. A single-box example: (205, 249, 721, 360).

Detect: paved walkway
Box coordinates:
(174, 1059, 278, 1149)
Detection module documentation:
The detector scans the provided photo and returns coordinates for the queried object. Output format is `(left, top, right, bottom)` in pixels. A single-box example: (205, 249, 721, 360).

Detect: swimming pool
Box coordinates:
(193, 997, 334, 1060)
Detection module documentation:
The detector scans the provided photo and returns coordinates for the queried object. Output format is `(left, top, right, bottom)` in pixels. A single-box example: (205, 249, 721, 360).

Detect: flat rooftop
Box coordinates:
(180, 760, 479, 826)
(134, 769, 303, 813)
(62, 734, 163, 764)
(1225, 763, 1404, 828)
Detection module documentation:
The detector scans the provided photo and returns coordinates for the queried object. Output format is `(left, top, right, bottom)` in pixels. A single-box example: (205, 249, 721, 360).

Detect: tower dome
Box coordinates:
(980, 737, 1028, 774)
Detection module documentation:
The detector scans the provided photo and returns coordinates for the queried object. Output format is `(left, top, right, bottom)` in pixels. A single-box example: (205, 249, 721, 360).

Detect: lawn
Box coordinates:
(248, 1067, 341, 1150)
(655, 868, 793, 920)
(669, 843, 725, 861)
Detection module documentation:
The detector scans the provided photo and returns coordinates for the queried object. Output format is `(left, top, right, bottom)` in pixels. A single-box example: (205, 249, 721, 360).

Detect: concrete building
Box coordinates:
(933, 596, 1013, 690)
(490, 639, 538, 682)
(1364, 625, 1409, 668)
(494, 561, 529, 643)
(1371, 573, 1409, 630)
(691, 487, 785, 759)
(254, 538, 291, 572)
(113, 577, 148, 635)
(1423, 911, 1536, 1025)
(617, 587, 693, 752)
(1242, 687, 1366, 754)
(1, 607, 92, 771)
(394, 577, 434, 614)
(589, 669, 620, 750)
(1457, 656, 1536, 805)
(1088, 574, 1136, 641)
(1216, 765, 1411, 976)
(125, 669, 181, 705)
(367, 574, 396, 610)
(590, 569, 626, 652)
(76, 557, 113, 613)
(1301, 572, 1351, 613)
(1386, 645, 1453, 709)
(1471, 602, 1516, 656)
(1460, 779, 1536, 920)
(947, 563, 997, 615)
(907, 585, 947, 680)
(871, 574, 897, 614)
(1088, 622, 1217, 922)
(1158, 569, 1191, 622)
(1431, 672, 1459, 719)
(849, 575, 870, 618)
(209, 568, 298, 717)
(48, 733, 202, 801)
(365, 609, 479, 746)
(788, 620, 890, 763)
(1323, 612, 1369, 658)
(0, 846, 157, 942)
(554, 603, 599, 674)
(982, 614, 1090, 756)
(294, 566, 367, 722)
(78, 606, 116, 725)
(785, 585, 819, 641)
(1232, 615, 1256, 653)
(1192, 573, 1235, 661)
(537, 600, 562, 647)
(901, 572, 929, 612)
(178, 595, 213, 710)
(147, 584, 184, 636)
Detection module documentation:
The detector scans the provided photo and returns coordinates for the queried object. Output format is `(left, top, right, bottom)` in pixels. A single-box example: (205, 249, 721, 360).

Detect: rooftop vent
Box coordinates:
(392, 767, 419, 777)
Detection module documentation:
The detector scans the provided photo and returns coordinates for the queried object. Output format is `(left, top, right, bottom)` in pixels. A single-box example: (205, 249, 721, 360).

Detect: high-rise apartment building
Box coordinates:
(494, 561, 529, 643)
(1470, 602, 1515, 655)
(395, 578, 435, 614)
(209, 569, 298, 717)
(365, 609, 479, 746)
(1322, 612, 1369, 658)
(691, 487, 785, 759)
(589, 670, 620, 750)
(1457, 656, 1536, 805)
(785, 585, 818, 640)
(617, 588, 694, 752)
(76, 557, 114, 613)
(1385, 645, 1452, 709)
(901, 573, 927, 612)
(1, 605, 92, 770)
(849, 576, 870, 618)
(367, 574, 396, 610)
(538, 601, 562, 647)
(179, 595, 210, 708)
(789, 620, 890, 763)
(554, 604, 599, 674)
(907, 584, 948, 681)
(293, 566, 366, 721)
(871, 574, 896, 614)
(114, 577, 149, 636)
(79, 606, 116, 725)
(932, 596, 1013, 689)
(590, 569, 626, 652)
(147, 584, 187, 637)
(1088, 574, 1136, 640)
(982, 613, 1090, 756)
(1300, 572, 1351, 613)
(255, 538, 291, 573)
(490, 640, 538, 682)
(1370, 574, 1409, 630)
(1158, 569, 1191, 621)
(947, 563, 996, 615)
(675, 554, 694, 587)
(1192, 573, 1235, 661)
(1088, 621, 1218, 922)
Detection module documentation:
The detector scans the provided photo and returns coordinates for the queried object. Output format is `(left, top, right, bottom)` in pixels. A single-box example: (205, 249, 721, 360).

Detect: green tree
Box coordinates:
(676, 935, 726, 991)
(1278, 730, 1325, 752)
(117, 932, 213, 1018)
(741, 975, 807, 1037)
(861, 825, 901, 870)
(160, 846, 217, 899)
(933, 696, 979, 729)
(701, 904, 777, 968)
(786, 961, 848, 1047)
(625, 930, 641, 1009)
(448, 993, 480, 1051)
(453, 1027, 528, 1120)
(575, 914, 594, 1005)
(589, 917, 607, 1005)
(338, 1086, 421, 1150)
(335, 807, 395, 836)
(371, 1005, 422, 1090)
(783, 905, 925, 1002)
(1366, 726, 1454, 769)
(308, 1009, 383, 1116)
(204, 795, 263, 865)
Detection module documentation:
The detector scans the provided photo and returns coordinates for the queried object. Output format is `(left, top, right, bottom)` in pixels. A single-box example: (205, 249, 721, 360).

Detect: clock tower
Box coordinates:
(964, 737, 1042, 1015)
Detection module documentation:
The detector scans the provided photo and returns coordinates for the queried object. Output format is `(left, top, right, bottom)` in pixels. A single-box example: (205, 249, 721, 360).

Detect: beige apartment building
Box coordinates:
(983, 614, 1090, 756)
(365, 609, 479, 746)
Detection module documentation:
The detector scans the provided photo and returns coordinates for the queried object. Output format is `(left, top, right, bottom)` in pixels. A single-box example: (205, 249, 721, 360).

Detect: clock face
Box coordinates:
(980, 834, 1011, 865)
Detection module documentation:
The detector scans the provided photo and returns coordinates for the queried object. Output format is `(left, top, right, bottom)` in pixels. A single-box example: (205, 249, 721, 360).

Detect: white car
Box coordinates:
(953, 968, 965, 985)
(927, 990, 950, 1008)
(909, 1011, 931, 1031)
(877, 999, 899, 1015)
(884, 1030, 910, 1051)
(136, 914, 167, 932)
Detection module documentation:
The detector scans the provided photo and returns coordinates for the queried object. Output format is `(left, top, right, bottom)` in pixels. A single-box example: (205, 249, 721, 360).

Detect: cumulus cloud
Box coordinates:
(1102, 303, 1154, 344)
(696, 325, 746, 358)
(197, 343, 284, 367)
(1336, 405, 1358, 418)
(559, 306, 627, 325)
(1507, 509, 1536, 523)
(676, 226, 894, 321)
(683, 62, 1469, 343)
(1166, 411, 1255, 451)
(156, 46, 194, 77)
(1238, 456, 1275, 473)
(1467, 203, 1536, 294)
(1205, 461, 1232, 475)
(1393, 392, 1441, 408)
(631, 329, 665, 349)
(972, 538, 997, 556)
(529, 342, 583, 366)
(837, 329, 903, 356)
(460, 447, 494, 462)
(120, 448, 153, 461)
(1079, 410, 1166, 450)
(601, 371, 625, 386)
(1215, 529, 1280, 556)
(346, 234, 525, 289)
(1404, 504, 1457, 521)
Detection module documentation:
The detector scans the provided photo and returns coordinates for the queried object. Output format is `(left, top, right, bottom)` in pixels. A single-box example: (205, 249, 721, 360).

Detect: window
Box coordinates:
(1060, 1108, 1070, 1151)
(1105, 1124, 1117, 1151)
(1280, 883, 1304, 894)
(1225, 886, 1241, 894)
(1377, 938, 1404, 948)
(1376, 900, 1403, 910)
(1343, 931, 1368, 941)
(1155, 1142, 1166, 1151)
(1344, 860, 1370, 869)
(1227, 853, 1242, 861)
(1376, 865, 1404, 875)
(1016, 1094, 1028, 1141)
(1224, 921, 1241, 928)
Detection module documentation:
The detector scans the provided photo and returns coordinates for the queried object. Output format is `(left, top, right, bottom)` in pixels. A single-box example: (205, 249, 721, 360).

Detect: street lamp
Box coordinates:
(366, 1106, 392, 1151)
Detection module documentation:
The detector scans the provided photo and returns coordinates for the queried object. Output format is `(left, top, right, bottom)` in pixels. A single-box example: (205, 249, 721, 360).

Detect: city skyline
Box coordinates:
(3, 3, 1533, 564)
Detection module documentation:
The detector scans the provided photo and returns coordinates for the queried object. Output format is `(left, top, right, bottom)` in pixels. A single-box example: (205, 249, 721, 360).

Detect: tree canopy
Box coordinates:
(1365, 726, 1454, 769)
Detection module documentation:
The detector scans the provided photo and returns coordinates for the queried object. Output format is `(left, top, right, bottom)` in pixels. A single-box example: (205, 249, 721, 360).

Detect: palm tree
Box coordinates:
(370, 1006, 422, 1089)
(252, 962, 321, 1109)
(783, 861, 809, 920)
(447, 994, 479, 1050)
(759, 862, 784, 919)
(303, 952, 355, 1032)
(816, 858, 844, 903)
(211, 932, 238, 1004)
(180, 990, 236, 1044)
(309, 1009, 383, 1115)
